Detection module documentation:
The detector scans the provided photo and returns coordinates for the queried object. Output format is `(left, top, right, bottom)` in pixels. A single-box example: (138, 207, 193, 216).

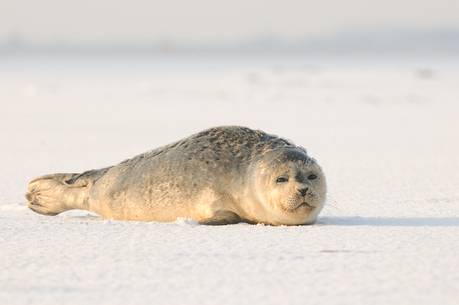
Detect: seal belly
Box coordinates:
(86, 157, 221, 221)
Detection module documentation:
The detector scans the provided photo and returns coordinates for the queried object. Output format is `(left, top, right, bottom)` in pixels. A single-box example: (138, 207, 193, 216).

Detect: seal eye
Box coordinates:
(276, 177, 289, 184)
(308, 174, 317, 180)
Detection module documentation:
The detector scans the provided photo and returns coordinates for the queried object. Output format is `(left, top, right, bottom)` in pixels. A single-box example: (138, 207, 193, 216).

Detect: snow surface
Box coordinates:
(1, 53, 459, 305)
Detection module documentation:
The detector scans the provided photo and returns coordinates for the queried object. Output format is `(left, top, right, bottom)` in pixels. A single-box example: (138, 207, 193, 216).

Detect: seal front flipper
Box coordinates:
(26, 168, 109, 216)
(198, 211, 241, 225)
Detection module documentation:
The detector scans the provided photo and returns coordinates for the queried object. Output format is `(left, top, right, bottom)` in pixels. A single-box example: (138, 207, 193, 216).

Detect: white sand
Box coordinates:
(1, 54, 459, 305)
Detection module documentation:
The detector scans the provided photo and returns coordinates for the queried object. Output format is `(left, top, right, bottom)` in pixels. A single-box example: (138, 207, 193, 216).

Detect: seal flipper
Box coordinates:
(198, 211, 241, 225)
(25, 169, 108, 216)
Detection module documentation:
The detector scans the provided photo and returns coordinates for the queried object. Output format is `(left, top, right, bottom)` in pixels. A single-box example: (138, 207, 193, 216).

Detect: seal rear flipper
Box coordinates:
(26, 173, 91, 216)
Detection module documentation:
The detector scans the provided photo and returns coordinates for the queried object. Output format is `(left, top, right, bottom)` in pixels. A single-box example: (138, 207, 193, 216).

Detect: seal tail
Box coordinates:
(26, 173, 91, 216)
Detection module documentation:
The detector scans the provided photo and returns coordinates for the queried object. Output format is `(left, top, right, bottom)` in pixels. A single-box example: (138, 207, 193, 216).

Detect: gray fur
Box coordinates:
(26, 126, 326, 225)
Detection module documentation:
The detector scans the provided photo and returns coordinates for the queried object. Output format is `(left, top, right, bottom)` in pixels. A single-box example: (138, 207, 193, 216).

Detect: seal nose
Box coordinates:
(298, 187, 308, 197)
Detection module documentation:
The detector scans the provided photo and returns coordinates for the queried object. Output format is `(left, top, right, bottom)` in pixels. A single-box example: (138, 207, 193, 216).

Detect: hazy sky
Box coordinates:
(1, 0, 458, 44)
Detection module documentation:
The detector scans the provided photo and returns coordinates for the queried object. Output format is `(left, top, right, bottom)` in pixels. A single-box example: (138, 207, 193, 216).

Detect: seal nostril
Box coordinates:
(298, 188, 308, 196)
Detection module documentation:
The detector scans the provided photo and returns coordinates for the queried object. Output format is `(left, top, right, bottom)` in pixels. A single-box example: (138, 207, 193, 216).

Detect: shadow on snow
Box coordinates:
(319, 216, 459, 227)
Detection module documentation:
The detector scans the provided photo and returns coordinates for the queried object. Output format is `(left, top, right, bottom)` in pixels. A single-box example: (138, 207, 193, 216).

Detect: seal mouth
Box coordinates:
(295, 202, 315, 210)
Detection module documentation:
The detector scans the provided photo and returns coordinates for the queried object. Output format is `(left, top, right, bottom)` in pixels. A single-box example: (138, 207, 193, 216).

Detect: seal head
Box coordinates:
(248, 147, 326, 225)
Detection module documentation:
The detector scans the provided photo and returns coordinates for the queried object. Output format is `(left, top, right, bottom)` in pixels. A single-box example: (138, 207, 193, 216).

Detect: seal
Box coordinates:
(26, 126, 327, 225)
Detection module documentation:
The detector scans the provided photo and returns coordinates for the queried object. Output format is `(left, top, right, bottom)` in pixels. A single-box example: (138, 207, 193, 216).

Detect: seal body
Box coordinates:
(26, 126, 327, 225)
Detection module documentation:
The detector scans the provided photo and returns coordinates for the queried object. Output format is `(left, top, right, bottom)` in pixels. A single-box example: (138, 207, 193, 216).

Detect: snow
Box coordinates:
(1, 53, 459, 305)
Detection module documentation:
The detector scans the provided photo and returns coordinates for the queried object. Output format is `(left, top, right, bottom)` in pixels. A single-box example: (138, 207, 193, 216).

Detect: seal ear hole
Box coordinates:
(276, 176, 289, 184)
(308, 174, 318, 180)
